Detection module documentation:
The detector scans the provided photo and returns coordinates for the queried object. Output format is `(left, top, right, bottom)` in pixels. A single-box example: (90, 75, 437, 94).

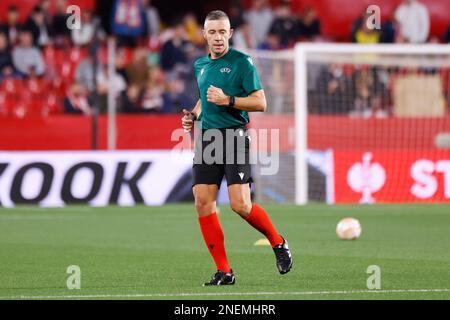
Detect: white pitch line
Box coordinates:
(2, 289, 450, 300)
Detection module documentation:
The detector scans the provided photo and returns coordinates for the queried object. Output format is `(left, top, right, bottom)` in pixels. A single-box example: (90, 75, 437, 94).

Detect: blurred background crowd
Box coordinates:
(0, 0, 448, 117)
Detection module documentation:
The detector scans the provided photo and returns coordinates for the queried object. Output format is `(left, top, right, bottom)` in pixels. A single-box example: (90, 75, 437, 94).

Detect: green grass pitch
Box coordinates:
(1, 203, 450, 300)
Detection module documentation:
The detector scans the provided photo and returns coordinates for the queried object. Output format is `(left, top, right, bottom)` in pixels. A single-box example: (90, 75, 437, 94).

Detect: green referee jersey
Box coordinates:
(194, 47, 263, 129)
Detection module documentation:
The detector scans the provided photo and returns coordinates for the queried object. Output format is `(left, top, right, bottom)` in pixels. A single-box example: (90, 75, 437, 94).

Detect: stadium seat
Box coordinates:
(0, 0, 95, 22)
(0, 92, 6, 116)
(0, 79, 24, 94)
(25, 78, 47, 95)
(44, 93, 63, 115)
(52, 78, 69, 98)
(69, 47, 88, 64)
(289, 0, 449, 41)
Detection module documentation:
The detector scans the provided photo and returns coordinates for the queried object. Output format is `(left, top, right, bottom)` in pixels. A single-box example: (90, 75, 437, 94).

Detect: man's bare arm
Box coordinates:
(232, 90, 266, 112)
(207, 86, 267, 112)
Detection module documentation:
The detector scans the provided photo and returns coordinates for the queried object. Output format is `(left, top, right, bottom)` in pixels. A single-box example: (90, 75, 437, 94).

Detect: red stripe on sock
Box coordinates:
(245, 203, 283, 247)
(198, 213, 231, 273)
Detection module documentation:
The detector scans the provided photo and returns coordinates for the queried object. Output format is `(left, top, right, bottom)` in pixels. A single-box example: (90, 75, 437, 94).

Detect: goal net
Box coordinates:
(249, 44, 450, 204)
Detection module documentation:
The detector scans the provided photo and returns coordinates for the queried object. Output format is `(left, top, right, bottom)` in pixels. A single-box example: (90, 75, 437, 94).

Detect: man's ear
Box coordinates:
(202, 29, 207, 40)
(229, 28, 234, 39)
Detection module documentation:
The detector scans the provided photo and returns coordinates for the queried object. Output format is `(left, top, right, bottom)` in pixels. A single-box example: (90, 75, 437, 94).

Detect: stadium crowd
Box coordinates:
(0, 0, 448, 117)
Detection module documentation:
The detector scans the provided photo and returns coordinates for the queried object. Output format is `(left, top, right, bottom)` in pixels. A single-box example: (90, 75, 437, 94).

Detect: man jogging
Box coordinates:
(181, 10, 292, 286)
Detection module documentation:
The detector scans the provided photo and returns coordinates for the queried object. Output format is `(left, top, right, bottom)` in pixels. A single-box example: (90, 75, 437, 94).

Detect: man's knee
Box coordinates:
(195, 196, 215, 215)
(230, 198, 252, 216)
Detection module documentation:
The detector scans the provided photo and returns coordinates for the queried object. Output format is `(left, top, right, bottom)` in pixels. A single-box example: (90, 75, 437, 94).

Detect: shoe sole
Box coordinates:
(203, 278, 236, 286)
(203, 282, 235, 286)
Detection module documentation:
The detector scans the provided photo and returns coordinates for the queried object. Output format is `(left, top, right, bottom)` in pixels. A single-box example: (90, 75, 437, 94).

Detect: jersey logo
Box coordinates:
(247, 57, 254, 65)
(220, 67, 231, 74)
(238, 172, 244, 180)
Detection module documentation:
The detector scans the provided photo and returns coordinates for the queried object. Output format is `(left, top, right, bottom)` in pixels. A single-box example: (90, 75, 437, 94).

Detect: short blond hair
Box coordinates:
(205, 10, 229, 22)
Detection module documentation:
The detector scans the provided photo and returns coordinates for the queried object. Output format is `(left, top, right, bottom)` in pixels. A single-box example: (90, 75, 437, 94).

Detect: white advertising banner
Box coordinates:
(0, 151, 194, 207)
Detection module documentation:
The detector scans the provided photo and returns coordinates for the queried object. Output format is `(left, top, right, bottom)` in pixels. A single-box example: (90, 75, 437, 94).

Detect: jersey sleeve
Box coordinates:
(241, 56, 263, 95)
(193, 60, 199, 79)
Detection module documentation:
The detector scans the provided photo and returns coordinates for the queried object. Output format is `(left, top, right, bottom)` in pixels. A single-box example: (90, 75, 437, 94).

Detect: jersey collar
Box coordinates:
(208, 47, 233, 61)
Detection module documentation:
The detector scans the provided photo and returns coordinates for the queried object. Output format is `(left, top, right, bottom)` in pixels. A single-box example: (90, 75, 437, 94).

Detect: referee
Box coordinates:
(181, 10, 292, 286)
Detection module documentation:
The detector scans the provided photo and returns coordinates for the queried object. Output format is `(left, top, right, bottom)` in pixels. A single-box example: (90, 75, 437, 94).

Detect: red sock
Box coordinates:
(245, 203, 283, 247)
(198, 213, 231, 273)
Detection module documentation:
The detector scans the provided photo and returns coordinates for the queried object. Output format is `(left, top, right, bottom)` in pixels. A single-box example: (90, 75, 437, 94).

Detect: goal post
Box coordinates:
(249, 43, 450, 205)
(295, 44, 308, 205)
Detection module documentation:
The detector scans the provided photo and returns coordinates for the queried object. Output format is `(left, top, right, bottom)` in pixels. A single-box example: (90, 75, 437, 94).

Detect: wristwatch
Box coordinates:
(228, 96, 235, 107)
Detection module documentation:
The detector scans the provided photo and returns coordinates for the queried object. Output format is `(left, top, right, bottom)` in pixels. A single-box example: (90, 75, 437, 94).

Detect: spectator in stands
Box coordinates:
(39, 0, 52, 24)
(445, 25, 450, 43)
(120, 84, 145, 113)
(75, 56, 99, 93)
(268, 1, 299, 47)
(125, 48, 149, 90)
(142, 0, 161, 38)
(394, 0, 430, 43)
(245, 0, 274, 48)
(111, 0, 146, 47)
(159, 20, 191, 74)
(72, 10, 96, 46)
(380, 14, 396, 43)
(258, 31, 284, 50)
(97, 64, 127, 96)
(232, 20, 254, 51)
(64, 83, 92, 115)
(96, 64, 127, 112)
(163, 77, 192, 113)
(0, 6, 22, 46)
(12, 30, 45, 77)
(114, 46, 130, 81)
(229, 1, 245, 29)
(76, 46, 127, 95)
(0, 32, 19, 80)
(351, 11, 367, 43)
(183, 13, 204, 47)
(316, 64, 353, 114)
(352, 12, 381, 44)
(297, 6, 321, 41)
(141, 66, 166, 112)
(23, 6, 52, 47)
(352, 67, 387, 117)
(51, 0, 71, 47)
(228, 2, 247, 48)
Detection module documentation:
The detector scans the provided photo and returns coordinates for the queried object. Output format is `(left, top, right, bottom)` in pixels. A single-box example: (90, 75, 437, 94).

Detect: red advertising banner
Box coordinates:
(334, 151, 450, 203)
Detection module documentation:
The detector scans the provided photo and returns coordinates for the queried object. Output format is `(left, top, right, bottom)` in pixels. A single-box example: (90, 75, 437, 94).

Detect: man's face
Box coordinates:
(203, 18, 233, 58)
(253, 0, 265, 10)
(0, 34, 7, 49)
(56, 0, 67, 12)
(8, 10, 18, 24)
(33, 12, 45, 25)
(20, 32, 33, 47)
(41, 0, 51, 11)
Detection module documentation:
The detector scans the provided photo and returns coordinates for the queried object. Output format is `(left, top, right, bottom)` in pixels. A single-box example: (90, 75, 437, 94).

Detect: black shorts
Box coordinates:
(192, 126, 252, 188)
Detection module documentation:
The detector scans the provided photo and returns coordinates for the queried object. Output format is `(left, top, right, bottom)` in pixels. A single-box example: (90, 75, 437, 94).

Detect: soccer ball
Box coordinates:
(336, 218, 362, 240)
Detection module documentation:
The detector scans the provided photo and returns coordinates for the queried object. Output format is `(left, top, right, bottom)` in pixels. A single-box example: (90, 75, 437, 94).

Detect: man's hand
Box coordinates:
(181, 109, 195, 132)
(207, 85, 229, 106)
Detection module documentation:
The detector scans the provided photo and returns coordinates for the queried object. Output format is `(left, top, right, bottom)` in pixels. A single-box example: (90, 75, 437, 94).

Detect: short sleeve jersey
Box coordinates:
(194, 47, 263, 129)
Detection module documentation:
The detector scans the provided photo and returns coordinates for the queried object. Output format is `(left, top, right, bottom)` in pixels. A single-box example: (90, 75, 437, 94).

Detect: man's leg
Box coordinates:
(228, 184, 283, 247)
(194, 184, 232, 274)
(228, 183, 293, 274)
